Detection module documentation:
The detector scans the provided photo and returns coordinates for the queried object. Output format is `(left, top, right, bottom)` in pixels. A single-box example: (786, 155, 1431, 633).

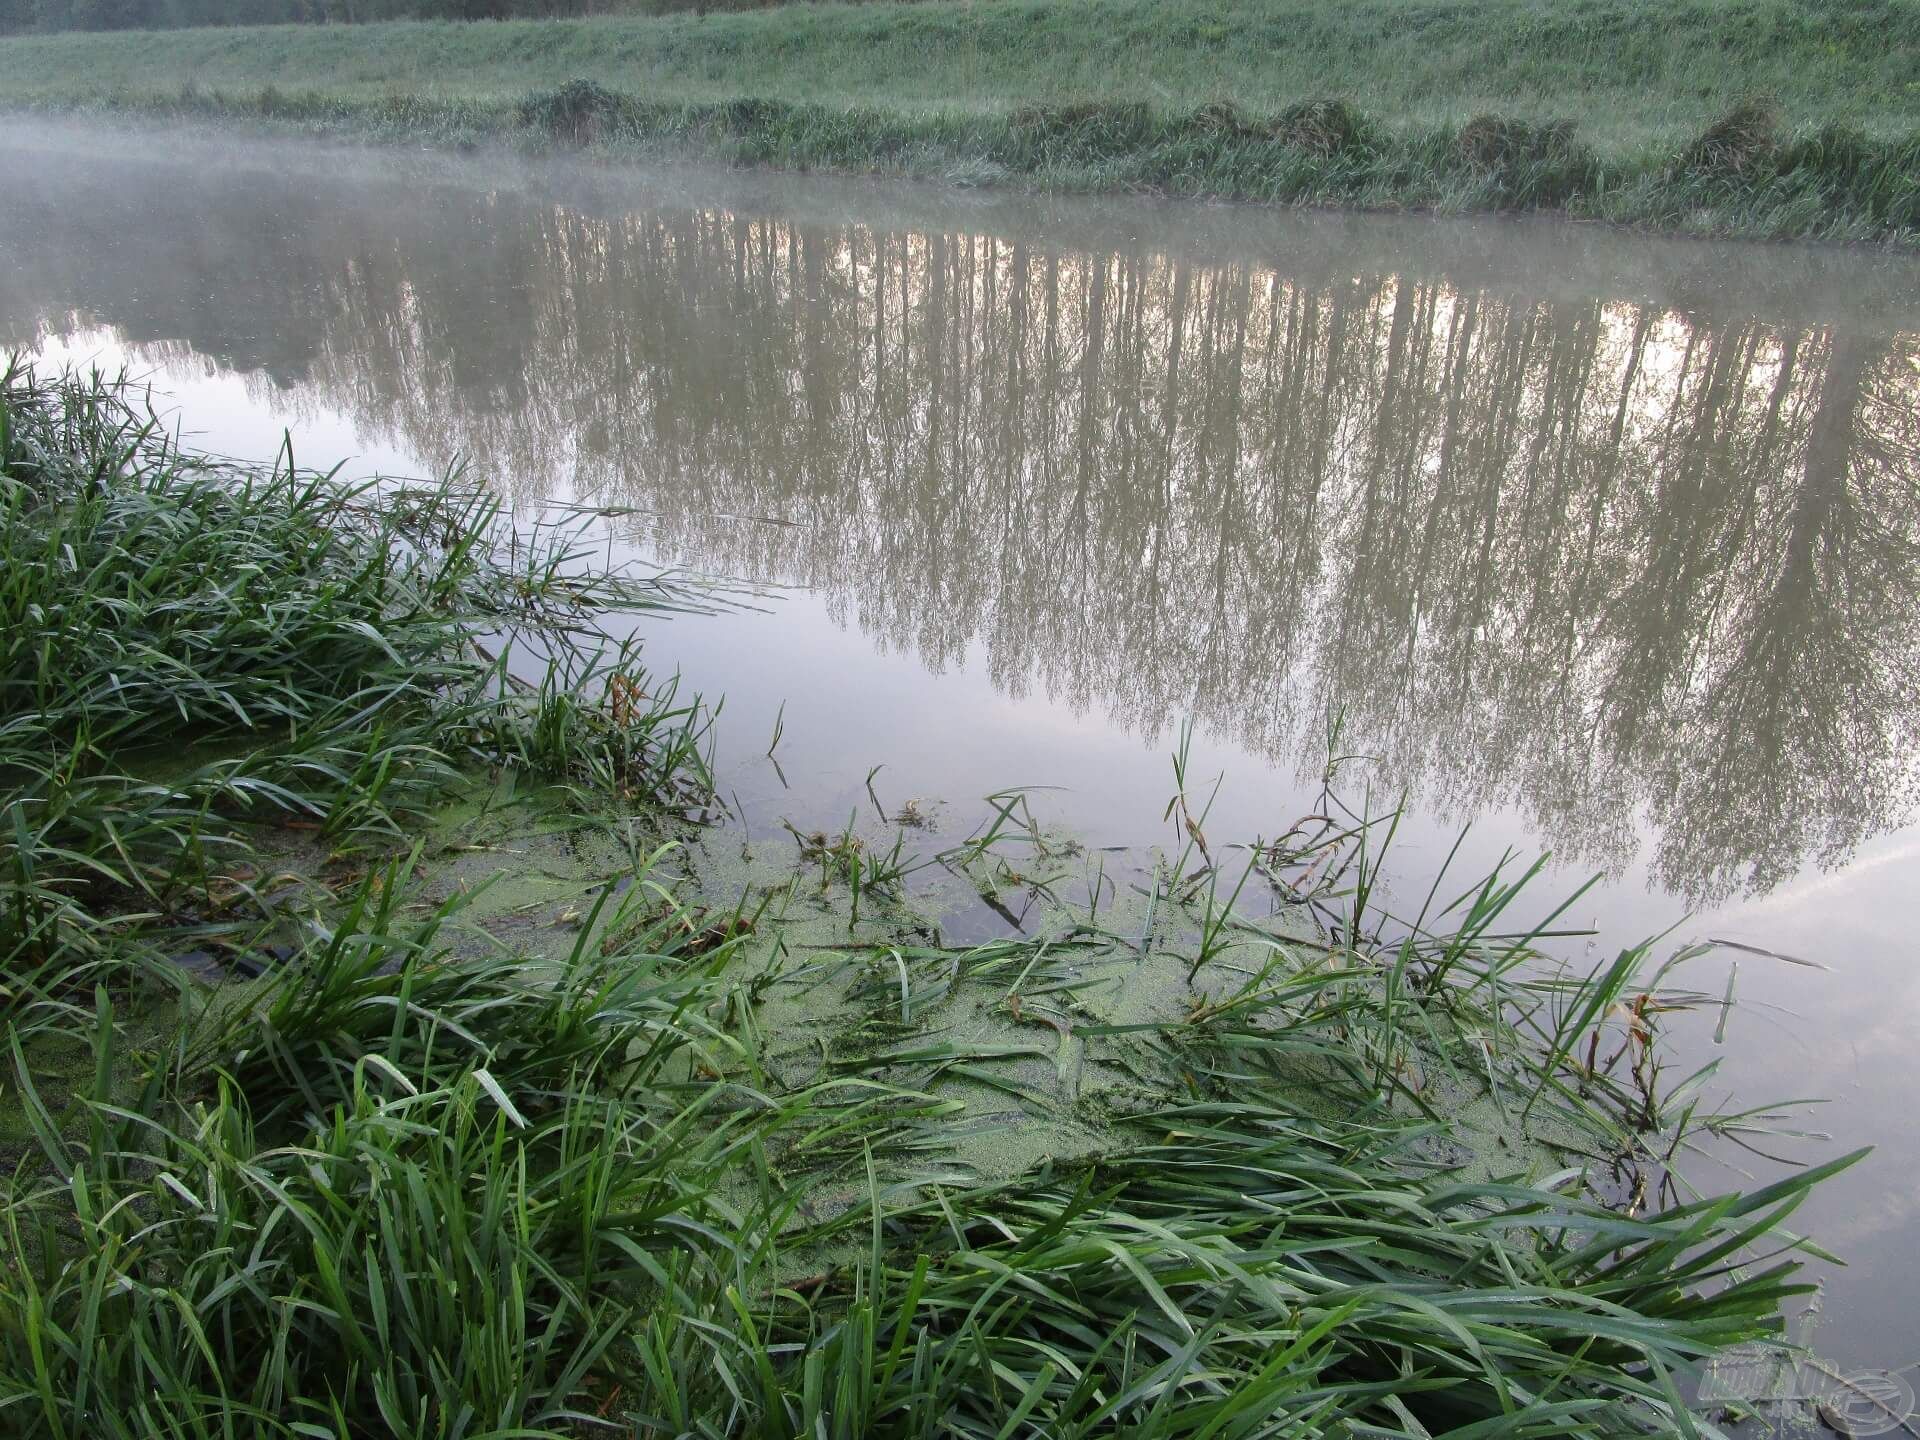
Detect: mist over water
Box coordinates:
(5, 123, 1920, 1369)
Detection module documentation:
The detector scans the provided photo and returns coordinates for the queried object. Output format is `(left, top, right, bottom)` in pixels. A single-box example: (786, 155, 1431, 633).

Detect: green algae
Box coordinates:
(296, 766, 1625, 1203)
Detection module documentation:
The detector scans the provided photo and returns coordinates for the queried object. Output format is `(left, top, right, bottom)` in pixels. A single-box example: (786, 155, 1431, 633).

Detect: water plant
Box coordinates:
(2, 842, 1861, 1436)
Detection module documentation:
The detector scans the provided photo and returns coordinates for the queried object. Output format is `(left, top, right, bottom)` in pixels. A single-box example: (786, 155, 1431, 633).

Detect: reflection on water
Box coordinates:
(4, 133, 1920, 913)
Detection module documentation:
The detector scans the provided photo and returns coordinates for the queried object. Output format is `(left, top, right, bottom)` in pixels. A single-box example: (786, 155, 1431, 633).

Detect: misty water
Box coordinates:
(4, 124, 1919, 1375)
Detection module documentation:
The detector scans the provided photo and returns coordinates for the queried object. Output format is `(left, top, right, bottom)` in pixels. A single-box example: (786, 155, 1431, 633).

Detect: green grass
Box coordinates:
(1, 0, 1917, 141)
(6, 868, 1856, 1436)
(3, 0, 1920, 241)
(0, 365, 1870, 1434)
(0, 358, 713, 1035)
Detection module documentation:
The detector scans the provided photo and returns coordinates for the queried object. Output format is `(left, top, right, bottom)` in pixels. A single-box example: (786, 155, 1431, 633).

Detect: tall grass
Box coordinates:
(18, 82, 1920, 244)
(2, 0, 1916, 145)
(0, 848, 1860, 1435)
(2, 874, 785, 1438)
(0, 359, 710, 1033)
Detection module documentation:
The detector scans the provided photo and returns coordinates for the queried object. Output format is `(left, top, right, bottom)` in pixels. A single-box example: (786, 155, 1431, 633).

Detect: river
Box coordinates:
(4, 121, 1917, 1381)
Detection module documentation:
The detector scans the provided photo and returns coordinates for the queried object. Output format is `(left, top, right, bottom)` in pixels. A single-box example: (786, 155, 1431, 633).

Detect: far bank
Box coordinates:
(1, 0, 1918, 243)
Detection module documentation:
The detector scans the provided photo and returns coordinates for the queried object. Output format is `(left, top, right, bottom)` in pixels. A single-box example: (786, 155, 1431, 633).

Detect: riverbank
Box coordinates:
(0, 360, 1862, 1434)
(2, 0, 1919, 243)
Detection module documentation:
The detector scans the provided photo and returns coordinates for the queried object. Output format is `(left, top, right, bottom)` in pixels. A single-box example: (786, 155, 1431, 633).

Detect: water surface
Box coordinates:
(4, 123, 1918, 1375)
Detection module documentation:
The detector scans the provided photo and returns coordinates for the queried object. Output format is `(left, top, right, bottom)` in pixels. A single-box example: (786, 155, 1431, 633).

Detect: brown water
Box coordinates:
(4, 123, 1919, 1375)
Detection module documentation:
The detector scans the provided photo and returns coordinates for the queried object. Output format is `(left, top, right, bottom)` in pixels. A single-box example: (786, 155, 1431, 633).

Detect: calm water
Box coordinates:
(5, 124, 1919, 1372)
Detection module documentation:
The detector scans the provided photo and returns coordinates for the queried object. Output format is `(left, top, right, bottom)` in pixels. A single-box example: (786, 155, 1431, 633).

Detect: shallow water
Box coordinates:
(4, 123, 1919, 1377)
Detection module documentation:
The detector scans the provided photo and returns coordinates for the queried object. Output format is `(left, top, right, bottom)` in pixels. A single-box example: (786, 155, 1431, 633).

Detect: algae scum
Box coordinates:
(380, 778, 1580, 1199)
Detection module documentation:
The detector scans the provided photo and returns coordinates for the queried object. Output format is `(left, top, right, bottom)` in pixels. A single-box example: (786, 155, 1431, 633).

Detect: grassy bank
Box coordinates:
(3, 0, 1920, 241)
(0, 363, 1864, 1433)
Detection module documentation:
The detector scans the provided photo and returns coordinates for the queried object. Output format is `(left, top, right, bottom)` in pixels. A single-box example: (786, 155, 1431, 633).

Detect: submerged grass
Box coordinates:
(0, 366, 1869, 1434)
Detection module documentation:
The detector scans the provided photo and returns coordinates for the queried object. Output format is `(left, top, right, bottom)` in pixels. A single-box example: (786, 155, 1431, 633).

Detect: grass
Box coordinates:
(2, 0, 1917, 139)
(0, 364, 1871, 1434)
(2, 0, 1920, 241)
(0, 358, 711, 1034)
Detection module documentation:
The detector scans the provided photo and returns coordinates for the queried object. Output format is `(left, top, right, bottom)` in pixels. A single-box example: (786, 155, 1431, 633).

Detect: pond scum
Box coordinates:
(0, 360, 1866, 1435)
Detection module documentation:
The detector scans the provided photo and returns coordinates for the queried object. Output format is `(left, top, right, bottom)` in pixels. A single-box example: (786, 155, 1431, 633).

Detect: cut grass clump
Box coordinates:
(1007, 100, 1161, 165)
(1677, 96, 1783, 176)
(518, 76, 635, 146)
(1188, 98, 1261, 139)
(1455, 113, 1599, 204)
(1274, 97, 1374, 155)
(1616, 112, 1920, 238)
(1188, 98, 1375, 154)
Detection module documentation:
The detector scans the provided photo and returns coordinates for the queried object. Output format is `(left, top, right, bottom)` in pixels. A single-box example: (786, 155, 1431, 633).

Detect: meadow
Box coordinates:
(1, 0, 1919, 240)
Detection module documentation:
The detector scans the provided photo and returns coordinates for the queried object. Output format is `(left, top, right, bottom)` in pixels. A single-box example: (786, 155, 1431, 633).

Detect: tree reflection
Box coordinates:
(4, 152, 1918, 903)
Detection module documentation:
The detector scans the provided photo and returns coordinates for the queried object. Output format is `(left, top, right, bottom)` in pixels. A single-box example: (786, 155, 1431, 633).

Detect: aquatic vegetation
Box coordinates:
(0, 873, 791, 1438)
(0, 366, 1865, 1435)
(0, 822, 1860, 1435)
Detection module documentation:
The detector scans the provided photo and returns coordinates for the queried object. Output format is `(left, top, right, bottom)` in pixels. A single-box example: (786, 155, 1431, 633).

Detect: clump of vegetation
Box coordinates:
(1677, 96, 1782, 176)
(0, 366, 1866, 1434)
(0, 360, 708, 1033)
(0, 867, 788, 1437)
(1273, 97, 1372, 155)
(1007, 100, 1160, 163)
(1186, 97, 1374, 154)
(1454, 113, 1599, 204)
(1187, 98, 1260, 139)
(1779, 118, 1876, 182)
(1, 836, 1862, 1436)
(518, 76, 634, 145)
